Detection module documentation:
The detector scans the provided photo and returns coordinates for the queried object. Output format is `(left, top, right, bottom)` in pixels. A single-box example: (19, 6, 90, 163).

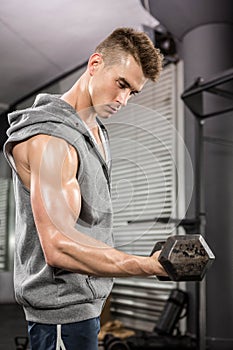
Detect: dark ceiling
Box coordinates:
(144, 0, 233, 40)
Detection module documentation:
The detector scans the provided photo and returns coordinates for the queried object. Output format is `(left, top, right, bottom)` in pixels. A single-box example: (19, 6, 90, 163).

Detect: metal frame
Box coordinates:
(181, 67, 233, 119)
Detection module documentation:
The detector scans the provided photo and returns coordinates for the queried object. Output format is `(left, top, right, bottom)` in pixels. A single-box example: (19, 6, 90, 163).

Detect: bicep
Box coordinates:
(29, 135, 81, 243)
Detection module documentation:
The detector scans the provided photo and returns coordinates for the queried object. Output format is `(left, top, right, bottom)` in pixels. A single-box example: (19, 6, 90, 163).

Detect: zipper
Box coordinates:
(83, 134, 111, 194)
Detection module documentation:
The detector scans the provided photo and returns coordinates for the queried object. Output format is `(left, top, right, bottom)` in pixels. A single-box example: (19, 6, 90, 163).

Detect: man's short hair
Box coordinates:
(95, 27, 163, 82)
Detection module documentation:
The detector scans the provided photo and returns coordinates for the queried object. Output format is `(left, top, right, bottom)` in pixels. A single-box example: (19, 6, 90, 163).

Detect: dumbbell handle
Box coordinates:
(150, 241, 171, 281)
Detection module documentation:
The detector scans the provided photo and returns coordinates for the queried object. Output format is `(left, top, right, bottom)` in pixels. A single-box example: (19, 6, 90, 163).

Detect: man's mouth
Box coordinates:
(106, 105, 120, 114)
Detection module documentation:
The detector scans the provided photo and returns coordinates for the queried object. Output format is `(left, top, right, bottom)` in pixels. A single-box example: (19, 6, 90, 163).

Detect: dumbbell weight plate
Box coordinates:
(151, 234, 215, 282)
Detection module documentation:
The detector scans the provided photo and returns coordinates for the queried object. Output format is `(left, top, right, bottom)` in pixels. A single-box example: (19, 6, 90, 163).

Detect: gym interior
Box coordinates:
(0, 1, 233, 349)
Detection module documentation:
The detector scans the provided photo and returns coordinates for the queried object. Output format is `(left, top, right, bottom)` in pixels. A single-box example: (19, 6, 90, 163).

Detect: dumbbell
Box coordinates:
(150, 234, 215, 281)
(103, 334, 130, 350)
(15, 337, 29, 350)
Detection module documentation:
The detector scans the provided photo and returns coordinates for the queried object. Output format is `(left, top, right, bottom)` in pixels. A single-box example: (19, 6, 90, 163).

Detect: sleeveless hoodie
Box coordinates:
(3, 93, 114, 324)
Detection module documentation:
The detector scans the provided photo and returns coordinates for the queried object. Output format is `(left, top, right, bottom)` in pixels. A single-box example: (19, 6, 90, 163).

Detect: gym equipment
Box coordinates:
(15, 336, 28, 350)
(126, 333, 197, 350)
(150, 234, 215, 281)
(104, 334, 130, 350)
(104, 334, 196, 349)
(103, 288, 196, 350)
(154, 289, 188, 335)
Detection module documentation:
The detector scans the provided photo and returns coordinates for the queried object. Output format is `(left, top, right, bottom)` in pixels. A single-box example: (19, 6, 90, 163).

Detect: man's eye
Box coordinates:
(130, 91, 136, 96)
(117, 80, 126, 89)
(116, 80, 137, 96)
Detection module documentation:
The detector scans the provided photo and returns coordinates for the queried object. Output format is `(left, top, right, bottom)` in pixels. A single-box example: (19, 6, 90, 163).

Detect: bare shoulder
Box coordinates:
(12, 134, 78, 189)
(28, 134, 66, 152)
(12, 134, 56, 161)
(27, 134, 78, 166)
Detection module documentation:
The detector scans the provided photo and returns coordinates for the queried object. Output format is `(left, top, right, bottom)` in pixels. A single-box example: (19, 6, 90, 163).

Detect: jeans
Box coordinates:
(28, 317, 100, 350)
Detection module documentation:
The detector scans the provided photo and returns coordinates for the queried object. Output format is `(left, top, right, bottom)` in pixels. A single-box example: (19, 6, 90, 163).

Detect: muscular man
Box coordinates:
(4, 27, 166, 350)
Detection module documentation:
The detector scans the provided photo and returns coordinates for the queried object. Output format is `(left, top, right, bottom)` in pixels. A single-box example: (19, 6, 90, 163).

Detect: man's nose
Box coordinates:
(117, 90, 131, 107)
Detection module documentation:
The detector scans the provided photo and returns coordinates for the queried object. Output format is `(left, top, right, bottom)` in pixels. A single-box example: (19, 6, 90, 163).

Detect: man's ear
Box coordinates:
(88, 53, 103, 76)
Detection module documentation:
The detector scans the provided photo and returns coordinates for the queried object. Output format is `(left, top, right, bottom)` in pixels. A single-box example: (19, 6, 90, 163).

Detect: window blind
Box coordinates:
(0, 178, 10, 270)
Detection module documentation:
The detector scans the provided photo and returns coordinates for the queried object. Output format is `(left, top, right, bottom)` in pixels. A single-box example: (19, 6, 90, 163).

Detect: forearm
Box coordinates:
(47, 226, 164, 277)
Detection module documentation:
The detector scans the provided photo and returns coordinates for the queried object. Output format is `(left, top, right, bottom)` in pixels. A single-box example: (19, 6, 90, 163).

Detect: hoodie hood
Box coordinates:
(4, 93, 109, 172)
(6, 93, 88, 139)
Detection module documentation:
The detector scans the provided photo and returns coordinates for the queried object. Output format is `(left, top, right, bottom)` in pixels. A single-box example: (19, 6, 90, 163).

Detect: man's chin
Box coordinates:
(98, 113, 113, 119)
(96, 108, 117, 119)
(93, 103, 120, 118)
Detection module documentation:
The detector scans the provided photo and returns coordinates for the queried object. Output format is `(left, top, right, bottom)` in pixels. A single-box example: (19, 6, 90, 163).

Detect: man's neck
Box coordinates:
(60, 73, 97, 127)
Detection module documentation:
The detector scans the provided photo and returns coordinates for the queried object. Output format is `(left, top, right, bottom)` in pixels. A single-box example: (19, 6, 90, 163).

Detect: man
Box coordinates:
(4, 27, 166, 350)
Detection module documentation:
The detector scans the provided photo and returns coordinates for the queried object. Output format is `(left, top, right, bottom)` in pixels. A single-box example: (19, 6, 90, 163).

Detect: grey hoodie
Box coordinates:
(4, 93, 114, 324)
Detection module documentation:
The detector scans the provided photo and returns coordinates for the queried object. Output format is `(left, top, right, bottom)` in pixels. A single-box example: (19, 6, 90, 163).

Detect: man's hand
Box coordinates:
(150, 250, 168, 277)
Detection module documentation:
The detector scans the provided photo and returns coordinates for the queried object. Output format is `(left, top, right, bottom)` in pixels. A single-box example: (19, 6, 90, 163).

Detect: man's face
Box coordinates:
(88, 54, 147, 118)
